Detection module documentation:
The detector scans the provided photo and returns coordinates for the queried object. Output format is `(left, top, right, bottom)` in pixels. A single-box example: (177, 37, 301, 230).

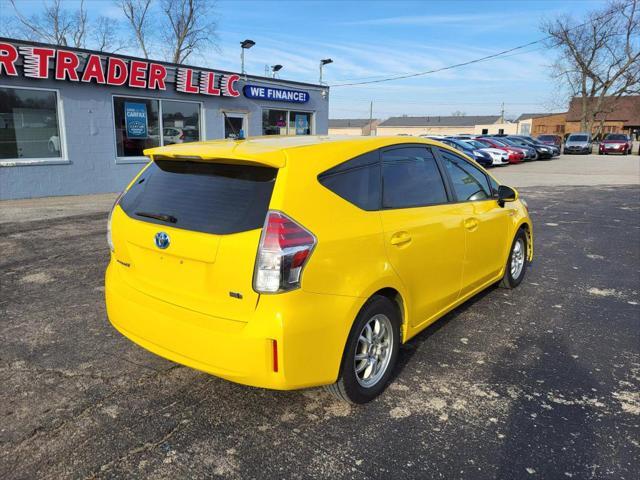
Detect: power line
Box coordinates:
(330, 39, 543, 87)
(331, 45, 548, 84)
(329, 2, 635, 88)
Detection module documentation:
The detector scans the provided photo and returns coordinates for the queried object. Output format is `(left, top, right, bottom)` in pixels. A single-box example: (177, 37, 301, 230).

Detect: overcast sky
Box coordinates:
(8, 0, 608, 120)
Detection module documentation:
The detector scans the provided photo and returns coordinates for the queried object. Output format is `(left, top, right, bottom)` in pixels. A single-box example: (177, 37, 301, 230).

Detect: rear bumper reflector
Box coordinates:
(272, 339, 279, 372)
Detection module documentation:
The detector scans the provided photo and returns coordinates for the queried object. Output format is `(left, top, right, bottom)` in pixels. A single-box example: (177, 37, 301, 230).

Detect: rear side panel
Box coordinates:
(268, 145, 399, 301)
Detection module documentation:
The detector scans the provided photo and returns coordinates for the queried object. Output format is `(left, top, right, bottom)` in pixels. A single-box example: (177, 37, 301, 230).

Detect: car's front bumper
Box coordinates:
(105, 261, 360, 390)
(600, 144, 627, 153)
(564, 145, 591, 154)
(535, 149, 553, 158)
(492, 158, 510, 166)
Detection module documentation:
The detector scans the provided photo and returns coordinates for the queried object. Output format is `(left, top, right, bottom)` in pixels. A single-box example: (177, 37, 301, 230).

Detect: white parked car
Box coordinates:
(163, 127, 185, 145)
(48, 135, 60, 153)
(460, 139, 510, 166)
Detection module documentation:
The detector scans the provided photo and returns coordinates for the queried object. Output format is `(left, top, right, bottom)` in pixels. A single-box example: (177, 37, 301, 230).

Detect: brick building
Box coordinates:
(530, 113, 568, 136)
(564, 96, 640, 139)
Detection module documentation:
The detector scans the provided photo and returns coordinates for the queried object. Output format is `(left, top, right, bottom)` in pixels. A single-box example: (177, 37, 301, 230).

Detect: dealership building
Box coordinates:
(0, 38, 329, 200)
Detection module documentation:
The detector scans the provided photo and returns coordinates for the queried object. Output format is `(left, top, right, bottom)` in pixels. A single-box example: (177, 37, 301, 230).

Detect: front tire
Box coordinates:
(500, 229, 528, 289)
(325, 296, 400, 404)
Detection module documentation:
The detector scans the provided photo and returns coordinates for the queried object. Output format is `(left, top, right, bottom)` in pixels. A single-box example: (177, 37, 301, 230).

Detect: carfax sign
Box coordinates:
(243, 85, 309, 103)
(124, 102, 148, 138)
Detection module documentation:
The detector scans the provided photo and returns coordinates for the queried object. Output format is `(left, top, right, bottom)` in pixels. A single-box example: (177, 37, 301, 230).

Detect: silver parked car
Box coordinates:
(564, 133, 593, 155)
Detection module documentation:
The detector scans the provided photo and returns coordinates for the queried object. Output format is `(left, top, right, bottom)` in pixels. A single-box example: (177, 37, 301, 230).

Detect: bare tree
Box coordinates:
(161, 0, 217, 64)
(9, 0, 88, 47)
(119, 0, 153, 58)
(92, 16, 126, 53)
(451, 110, 467, 117)
(542, 0, 640, 135)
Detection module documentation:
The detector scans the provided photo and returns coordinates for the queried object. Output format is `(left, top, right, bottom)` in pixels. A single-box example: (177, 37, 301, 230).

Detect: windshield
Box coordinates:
(569, 135, 588, 141)
(480, 138, 506, 147)
(605, 134, 627, 141)
(462, 140, 486, 149)
(509, 137, 533, 146)
(497, 137, 521, 147)
(538, 135, 557, 141)
(446, 139, 467, 150)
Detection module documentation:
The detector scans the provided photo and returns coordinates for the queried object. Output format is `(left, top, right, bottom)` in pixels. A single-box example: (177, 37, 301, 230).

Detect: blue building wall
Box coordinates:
(0, 64, 329, 200)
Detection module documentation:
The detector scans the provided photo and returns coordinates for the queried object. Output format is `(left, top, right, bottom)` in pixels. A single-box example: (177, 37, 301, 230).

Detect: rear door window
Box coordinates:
(438, 149, 492, 202)
(119, 159, 277, 234)
(381, 146, 449, 209)
(318, 150, 381, 211)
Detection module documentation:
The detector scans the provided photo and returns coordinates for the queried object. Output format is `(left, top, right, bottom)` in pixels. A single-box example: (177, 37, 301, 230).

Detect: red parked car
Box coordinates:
(537, 134, 562, 147)
(476, 137, 526, 163)
(599, 133, 633, 155)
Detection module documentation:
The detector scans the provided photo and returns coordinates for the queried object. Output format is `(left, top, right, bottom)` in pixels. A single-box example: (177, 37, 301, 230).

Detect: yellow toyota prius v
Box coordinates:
(105, 136, 533, 404)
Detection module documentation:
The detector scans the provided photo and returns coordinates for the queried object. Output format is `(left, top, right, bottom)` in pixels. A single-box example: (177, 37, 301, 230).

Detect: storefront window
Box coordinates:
(114, 97, 201, 157)
(262, 109, 313, 136)
(0, 86, 62, 161)
(289, 111, 312, 135)
(114, 96, 160, 157)
(262, 109, 288, 135)
(162, 100, 200, 145)
(223, 113, 247, 139)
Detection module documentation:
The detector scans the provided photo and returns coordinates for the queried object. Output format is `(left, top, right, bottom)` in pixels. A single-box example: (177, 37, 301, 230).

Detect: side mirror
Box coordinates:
(498, 185, 518, 207)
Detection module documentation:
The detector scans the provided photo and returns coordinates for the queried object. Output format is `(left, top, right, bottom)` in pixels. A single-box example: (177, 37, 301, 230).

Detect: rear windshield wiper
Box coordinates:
(135, 211, 177, 223)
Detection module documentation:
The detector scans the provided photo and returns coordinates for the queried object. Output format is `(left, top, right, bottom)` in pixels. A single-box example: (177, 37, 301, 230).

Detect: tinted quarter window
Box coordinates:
(318, 151, 380, 211)
(119, 160, 277, 235)
(381, 147, 448, 209)
(439, 150, 492, 202)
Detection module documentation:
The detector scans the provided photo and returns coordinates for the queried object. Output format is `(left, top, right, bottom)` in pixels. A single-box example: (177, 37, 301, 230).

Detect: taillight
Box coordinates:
(107, 191, 125, 252)
(253, 211, 316, 294)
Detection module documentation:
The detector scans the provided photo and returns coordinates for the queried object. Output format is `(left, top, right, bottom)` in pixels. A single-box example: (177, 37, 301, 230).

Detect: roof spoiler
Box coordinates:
(145, 153, 285, 168)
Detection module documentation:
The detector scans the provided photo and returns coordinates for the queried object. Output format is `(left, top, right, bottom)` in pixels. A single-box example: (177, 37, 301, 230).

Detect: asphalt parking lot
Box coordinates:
(1, 154, 639, 479)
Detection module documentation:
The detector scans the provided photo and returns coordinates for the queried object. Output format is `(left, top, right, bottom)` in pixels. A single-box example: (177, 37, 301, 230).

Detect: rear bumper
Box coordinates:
(105, 261, 361, 390)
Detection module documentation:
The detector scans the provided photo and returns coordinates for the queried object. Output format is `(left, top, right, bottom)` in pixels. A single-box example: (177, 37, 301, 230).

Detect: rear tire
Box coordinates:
(325, 296, 400, 404)
(500, 229, 528, 289)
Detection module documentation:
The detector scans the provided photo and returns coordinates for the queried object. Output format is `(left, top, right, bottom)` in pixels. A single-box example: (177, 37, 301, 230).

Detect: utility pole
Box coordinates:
(500, 102, 505, 123)
(369, 101, 374, 136)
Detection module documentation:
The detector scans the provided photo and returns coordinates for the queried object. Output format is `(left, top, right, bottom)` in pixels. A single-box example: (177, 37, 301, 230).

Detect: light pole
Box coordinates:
(240, 39, 255, 76)
(319, 58, 333, 85)
(271, 64, 283, 78)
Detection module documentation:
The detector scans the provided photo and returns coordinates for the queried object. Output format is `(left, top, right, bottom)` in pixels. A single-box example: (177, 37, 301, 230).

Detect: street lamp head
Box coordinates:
(271, 64, 283, 72)
(241, 39, 256, 49)
(321, 58, 333, 65)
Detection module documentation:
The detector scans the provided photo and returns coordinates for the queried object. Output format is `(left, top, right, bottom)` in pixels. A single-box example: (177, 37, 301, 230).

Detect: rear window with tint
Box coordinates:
(569, 135, 588, 141)
(318, 151, 381, 211)
(119, 159, 277, 234)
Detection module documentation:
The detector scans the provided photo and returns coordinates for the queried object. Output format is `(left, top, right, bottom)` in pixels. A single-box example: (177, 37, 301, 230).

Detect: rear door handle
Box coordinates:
(390, 231, 412, 246)
(464, 218, 479, 231)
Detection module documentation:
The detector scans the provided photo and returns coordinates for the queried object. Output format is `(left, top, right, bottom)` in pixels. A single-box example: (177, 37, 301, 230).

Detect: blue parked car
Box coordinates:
(438, 137, 493, 168)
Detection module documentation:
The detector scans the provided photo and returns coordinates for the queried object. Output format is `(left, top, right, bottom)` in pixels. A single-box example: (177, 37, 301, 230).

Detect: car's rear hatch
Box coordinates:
(111, 156, 279, 322)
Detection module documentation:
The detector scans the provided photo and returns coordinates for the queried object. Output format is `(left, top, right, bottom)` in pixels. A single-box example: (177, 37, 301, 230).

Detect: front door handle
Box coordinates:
(464, 217, 479, 231)
(390, 231, 412, 246)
